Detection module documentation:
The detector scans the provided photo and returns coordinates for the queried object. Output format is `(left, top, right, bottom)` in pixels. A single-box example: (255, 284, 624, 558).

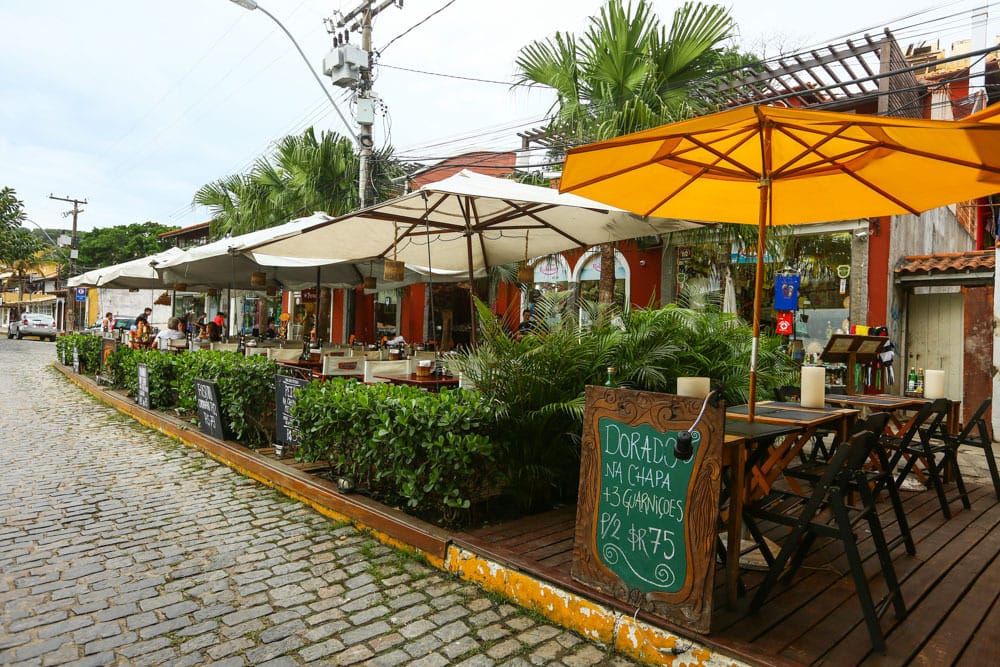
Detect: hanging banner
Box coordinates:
(773, 274, 800, 311)
(776, 311, 794, 336)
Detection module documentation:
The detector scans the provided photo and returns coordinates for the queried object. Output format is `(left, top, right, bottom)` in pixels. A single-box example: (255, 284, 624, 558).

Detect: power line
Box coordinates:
(378, 0, 459, 54)
(378, 62, 513, 86)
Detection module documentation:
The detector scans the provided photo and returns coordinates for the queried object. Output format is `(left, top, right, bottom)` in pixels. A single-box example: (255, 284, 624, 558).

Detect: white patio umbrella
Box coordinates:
(247, 170, 706, 343)
(249, 170, 703, 271)
(154, 212, 462, 290)
(67, 247, 186, 290)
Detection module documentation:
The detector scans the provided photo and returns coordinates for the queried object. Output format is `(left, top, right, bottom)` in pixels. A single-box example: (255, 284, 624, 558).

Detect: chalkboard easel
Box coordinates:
(275, 374, 310, 457)
(572, 385, 724, 634)
(136, 363, 150, 409)
(194, 379, 225, 440)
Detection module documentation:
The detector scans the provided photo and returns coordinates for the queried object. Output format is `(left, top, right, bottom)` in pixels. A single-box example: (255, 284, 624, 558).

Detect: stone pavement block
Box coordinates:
(368, 648, 412, 666)
(454, 655, 497, 667)
(563, 643, 610, 666)
(409, 653, 451, 667)
(400, 618, 437, 639)
(333, 644, 376, 665)
(434, 619, 471, 642)
(297, 637, 346, 661)
(259, 619, 306, 643)
(84, 631, 136, 655)
(486, 638, 524, 660)
(442, 635, 480, 659)
(36, 615, 94, 639)
(245, 636, 304, 664)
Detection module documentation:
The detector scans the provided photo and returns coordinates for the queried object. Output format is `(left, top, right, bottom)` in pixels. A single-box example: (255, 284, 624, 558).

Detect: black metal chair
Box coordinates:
(889, 398, 971, 519)
(784, 412, 915, 556)
(746, 429, 906, 653)
(953, 398, 999, 501)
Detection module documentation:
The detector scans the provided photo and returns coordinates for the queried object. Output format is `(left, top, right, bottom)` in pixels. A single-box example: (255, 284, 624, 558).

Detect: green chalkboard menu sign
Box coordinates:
(572, 385, 724, 634)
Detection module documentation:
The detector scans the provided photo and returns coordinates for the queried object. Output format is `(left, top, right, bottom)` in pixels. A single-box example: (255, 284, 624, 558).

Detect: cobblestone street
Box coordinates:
(0, 339, 639, 666)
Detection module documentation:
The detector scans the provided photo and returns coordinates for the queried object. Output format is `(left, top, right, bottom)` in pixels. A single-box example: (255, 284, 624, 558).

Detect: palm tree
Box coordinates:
(514, 0, 752, 302)
(194, 128, 404, 239)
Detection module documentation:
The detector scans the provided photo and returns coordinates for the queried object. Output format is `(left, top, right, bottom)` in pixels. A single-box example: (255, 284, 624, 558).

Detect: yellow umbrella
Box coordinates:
(560, 104, 1000, 419)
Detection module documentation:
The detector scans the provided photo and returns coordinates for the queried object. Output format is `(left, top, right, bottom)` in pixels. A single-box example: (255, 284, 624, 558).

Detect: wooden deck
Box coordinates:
(455, 483, 1000, 666)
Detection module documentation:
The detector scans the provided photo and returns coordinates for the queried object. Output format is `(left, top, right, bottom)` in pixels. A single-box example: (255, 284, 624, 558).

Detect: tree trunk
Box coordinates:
(598, 242, 615, 304)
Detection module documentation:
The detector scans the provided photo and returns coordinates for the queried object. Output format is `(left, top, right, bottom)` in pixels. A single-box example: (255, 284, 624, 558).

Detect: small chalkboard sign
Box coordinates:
(194, 379, 225, 439)
(572, 385, 724, 634)
(72, 346, 80, 374)
(136, 363, 150, 409)
(100, 338, 117, 371)
(275, 374, 310, 456)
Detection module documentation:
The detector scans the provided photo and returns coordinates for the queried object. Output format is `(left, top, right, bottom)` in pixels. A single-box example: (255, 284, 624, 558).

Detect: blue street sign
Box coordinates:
(75, 287, 87, 302)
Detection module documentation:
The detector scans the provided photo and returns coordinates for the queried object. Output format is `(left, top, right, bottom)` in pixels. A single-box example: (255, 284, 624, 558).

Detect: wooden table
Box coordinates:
(825, 393, 961, 435)
(720, 403, 859, 608)
(276, 359, 322, 380)
(374, 373, 460, 391)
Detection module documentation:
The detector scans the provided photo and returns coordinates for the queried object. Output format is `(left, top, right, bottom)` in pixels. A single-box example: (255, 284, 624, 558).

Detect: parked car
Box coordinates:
(8, 312, 59, 341)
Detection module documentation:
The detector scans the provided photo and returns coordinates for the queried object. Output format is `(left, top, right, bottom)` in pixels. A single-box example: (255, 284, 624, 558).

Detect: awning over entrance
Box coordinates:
(894, 250, 995, 287)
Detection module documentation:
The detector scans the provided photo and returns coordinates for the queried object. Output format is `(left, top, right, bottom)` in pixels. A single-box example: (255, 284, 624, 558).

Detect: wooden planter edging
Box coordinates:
(54, 363, 754, 667)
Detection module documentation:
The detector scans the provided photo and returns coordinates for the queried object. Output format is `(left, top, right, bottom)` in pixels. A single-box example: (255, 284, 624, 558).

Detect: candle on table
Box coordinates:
(677, 376, 711, 398)
(800, 366, 826, 408)
(924, 369, 946, 399)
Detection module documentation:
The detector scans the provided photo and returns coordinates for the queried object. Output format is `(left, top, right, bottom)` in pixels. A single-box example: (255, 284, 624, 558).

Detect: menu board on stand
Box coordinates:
(819, 334, 887, 394)
(274, 374, 310, 457)
(571, 385, 724, 633)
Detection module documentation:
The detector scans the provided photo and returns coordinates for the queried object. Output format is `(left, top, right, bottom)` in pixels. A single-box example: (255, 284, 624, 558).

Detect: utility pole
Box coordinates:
(49, 194, 86, 332)
(332, 0, 402, 209)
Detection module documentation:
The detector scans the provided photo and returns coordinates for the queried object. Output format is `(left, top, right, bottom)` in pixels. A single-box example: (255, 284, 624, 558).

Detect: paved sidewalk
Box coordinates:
(0, 339, 639, 666)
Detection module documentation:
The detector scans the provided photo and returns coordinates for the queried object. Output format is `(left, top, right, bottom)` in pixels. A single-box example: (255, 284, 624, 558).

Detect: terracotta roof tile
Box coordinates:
(895, 250, 995, 276)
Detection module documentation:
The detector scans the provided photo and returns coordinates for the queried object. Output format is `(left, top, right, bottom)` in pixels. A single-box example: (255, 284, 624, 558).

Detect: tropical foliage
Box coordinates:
(514, 0, 757, 302)
(449, 294, 798, 508)
(194, 127, 403, 239)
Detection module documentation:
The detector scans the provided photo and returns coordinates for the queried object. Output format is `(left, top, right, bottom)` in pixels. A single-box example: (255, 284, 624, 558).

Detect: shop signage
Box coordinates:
(137, 364, 150, 409)
(301, 288, 318, 303)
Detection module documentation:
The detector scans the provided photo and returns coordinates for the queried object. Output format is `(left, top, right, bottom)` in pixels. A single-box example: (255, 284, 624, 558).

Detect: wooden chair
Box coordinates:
(210, 342, 239, 352)
(952, 398, 999, 500)
(888, 398, 971, 519)
(244, 347, 269, 358)
(363, 359, 411, 383)
(316, 356, 362, 380)
(268, 348, 303, 362)
(784, 412, 915, 556)
(747, 429, 906, 653)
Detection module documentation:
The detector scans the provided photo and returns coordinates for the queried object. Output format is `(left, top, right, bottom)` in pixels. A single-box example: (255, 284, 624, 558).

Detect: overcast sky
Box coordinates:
(1, 1, 992, 233)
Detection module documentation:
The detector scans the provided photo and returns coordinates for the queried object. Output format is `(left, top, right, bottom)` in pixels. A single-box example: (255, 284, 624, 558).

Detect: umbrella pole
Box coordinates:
(749, 181, 770, 422)
(466, 232, 476, 347)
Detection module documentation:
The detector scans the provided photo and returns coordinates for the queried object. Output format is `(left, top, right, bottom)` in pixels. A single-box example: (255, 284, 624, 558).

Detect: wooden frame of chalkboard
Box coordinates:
(571, 385, 724, 634)
(275, 374, 310, 457)
(194, 379, 225, 440)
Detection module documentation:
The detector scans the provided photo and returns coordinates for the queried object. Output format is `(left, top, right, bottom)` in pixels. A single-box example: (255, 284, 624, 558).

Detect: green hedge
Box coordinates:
(292, 379, 502, 522)
(55, 333, 102, 372)
(104, 346, 277, 447)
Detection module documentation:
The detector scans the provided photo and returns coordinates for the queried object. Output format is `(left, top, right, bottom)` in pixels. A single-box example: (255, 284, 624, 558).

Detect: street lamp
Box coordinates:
(228, 0, 358, 145)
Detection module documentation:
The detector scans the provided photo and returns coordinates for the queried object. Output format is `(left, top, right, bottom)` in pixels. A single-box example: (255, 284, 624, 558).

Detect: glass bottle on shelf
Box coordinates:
(916, 368, 924, 396)
(906, 367, 917, 394)
(604, 367, 617, 387)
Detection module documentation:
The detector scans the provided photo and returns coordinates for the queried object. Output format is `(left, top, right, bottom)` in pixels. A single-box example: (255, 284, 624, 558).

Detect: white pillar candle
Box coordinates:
(800, 366, 826, 408)
(677, 376, 711, 398)
(924, 369, 946, 399)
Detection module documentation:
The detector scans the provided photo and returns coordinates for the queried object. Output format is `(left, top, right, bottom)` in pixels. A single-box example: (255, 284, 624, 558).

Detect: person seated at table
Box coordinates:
(131, 313, 153, 349)
(206, 320, 223, 342)
(263, 318, 277, 339)
(156, 317, 187, 350)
